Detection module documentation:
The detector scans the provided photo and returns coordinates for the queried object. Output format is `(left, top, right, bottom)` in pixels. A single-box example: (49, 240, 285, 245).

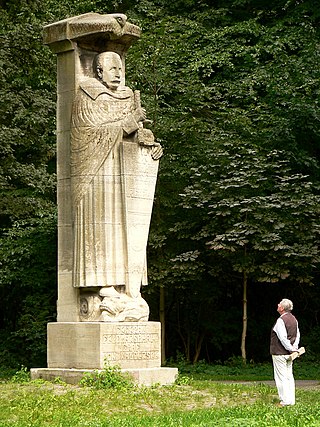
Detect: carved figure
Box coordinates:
(70, 51, 162, 321)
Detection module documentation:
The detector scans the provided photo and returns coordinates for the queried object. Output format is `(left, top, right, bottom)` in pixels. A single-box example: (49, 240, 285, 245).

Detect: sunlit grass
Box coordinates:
(175, 357, 320, 381)
(0, 371, 319, 427)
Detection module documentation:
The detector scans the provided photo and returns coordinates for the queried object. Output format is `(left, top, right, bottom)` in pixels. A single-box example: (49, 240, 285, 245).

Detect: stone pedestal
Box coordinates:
(31, 321, 178, 385)
(49, 321, 160, 369)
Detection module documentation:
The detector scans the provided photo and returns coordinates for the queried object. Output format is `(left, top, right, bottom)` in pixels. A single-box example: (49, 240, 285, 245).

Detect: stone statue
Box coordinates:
(70, 51, 162, 322)
(33, 13, 177, 385)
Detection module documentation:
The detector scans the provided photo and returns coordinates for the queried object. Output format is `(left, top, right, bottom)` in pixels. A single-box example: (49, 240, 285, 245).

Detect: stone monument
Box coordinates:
(31, 12, 177, 385)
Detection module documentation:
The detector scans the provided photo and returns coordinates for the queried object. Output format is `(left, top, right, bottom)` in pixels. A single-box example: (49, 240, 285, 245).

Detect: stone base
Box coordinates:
(30, 367, 178, 386)
(47, 321, 161, 370)
(33, 321, 178, 386)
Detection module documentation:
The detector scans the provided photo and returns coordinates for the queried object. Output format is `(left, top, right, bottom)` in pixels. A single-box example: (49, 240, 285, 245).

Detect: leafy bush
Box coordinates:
(79, 364, 134, 390)
(10, 365, 30, 383)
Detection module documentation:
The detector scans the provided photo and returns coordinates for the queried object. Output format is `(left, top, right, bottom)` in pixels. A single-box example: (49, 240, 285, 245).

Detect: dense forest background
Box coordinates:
(0, 0, 319, 369)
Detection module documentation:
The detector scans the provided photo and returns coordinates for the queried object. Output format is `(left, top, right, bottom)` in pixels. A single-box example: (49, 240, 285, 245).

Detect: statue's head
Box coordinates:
(95, 51, 122, 91)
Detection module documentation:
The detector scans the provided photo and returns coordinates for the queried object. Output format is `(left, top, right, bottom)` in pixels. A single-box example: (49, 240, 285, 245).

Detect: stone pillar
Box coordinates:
(30, 12, 177, 386)
(54, 39, 79, 322)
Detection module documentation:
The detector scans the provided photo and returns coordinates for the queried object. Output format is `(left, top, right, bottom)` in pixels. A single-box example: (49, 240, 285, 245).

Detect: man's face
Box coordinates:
(277, 302, 284, 314)
(100, 55, 122, 90)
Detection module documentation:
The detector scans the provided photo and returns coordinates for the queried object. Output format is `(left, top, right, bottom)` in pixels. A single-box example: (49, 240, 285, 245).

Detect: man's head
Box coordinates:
(277, 298, 293, 315)
(95, 52, 123, 91)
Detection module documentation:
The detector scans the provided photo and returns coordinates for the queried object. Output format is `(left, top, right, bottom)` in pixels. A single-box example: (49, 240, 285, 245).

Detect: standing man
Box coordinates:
(270, 298, 300, 407)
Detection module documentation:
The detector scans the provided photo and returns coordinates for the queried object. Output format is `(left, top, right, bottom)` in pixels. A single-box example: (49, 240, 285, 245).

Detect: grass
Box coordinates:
(0, 362, 319, 427)
(176, 356, 320, 381)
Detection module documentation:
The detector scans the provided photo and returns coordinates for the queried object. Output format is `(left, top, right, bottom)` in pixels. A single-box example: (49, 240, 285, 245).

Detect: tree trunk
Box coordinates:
(193, 331, 205, 364)
(176, 321, 191, 362)
(241, 270, 248, 363)
(159, 286, 166, 365)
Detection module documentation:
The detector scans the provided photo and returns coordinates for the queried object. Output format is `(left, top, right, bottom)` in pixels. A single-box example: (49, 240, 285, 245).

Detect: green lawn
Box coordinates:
(176, 357, 320, 381)
(0, 363, 319, 426)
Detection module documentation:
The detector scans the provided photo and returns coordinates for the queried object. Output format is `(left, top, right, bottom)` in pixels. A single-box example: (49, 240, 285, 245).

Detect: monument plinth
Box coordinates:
(31, 12, 177, 386)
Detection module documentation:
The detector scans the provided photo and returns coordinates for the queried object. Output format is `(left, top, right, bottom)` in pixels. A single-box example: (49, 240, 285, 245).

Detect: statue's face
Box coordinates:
(100, 54, 122, 90)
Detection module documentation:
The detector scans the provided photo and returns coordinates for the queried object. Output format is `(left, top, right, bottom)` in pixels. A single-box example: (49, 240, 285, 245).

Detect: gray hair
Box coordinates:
(280, 298, 293, 312)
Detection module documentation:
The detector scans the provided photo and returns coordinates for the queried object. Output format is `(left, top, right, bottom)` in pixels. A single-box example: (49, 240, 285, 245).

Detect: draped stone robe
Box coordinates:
(70, 78, 155, 297)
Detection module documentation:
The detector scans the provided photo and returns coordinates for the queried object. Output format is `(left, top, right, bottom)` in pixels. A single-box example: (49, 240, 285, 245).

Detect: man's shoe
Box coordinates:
(276, 402, 294, 407)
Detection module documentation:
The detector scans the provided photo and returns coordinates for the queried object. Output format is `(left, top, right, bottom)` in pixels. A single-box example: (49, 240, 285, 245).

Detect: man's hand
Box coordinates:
(288, 347, 305, 361)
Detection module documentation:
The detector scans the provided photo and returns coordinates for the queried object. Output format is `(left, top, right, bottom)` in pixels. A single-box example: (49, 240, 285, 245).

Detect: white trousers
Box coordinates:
(272, 355, 295, 405)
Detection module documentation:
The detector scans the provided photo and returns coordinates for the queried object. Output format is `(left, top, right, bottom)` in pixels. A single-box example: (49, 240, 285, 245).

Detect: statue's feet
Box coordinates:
(79, 287, 150, 322)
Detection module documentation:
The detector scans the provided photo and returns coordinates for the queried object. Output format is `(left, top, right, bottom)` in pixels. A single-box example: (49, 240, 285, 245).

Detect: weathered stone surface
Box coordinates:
(43, 13, 141, 52)
(30, 367, 178, 386)
(47, 322, 161, 369)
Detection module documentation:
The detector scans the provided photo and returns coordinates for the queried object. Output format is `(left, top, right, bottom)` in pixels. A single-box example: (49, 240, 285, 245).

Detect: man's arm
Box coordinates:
(293, 324, 300, 349)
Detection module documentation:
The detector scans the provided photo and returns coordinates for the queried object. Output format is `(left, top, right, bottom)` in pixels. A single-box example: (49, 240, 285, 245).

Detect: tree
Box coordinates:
(126, 0, 320, 362)
(1, 0, 320, 366)
(0, 3, 57, 367)
(181, 143, 320, 361)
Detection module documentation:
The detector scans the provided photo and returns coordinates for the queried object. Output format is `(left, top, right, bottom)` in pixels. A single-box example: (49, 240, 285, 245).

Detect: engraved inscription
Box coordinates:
(101, 324, 160, 363)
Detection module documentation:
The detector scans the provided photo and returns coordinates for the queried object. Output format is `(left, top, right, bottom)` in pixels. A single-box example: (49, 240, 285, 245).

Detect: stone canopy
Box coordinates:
(43, 12, 141, 53)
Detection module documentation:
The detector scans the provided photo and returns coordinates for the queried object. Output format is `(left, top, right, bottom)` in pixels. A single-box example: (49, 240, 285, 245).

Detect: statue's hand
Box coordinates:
(134, 107, 146, 123)
(136, 128, 163, 160)
(137, 128, 154, 146)
(151, 143, 163, 160)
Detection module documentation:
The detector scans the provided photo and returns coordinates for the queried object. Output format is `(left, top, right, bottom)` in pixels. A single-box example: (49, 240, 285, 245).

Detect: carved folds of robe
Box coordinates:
(70, 78, 158, 298)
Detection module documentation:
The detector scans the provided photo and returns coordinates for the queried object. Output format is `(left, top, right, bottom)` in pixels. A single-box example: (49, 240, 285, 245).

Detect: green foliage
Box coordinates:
(181, 145, 320, 284)
(0, 212, 57, 368)
(0, 0, 320, 368)
(127, 0, 320, 362)
(173, 357, 273, 381)
(174, 373, 191, 386)
(10, 365, 30, 383)
(0, 0, 58, 367)
(0, 366, 15, 380)
(1, 368, 320, 426)
(79, 364, 134, 390)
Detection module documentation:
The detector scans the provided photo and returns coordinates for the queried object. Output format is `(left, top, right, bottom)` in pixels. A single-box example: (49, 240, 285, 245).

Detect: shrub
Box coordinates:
(79, 364, 134, 390)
